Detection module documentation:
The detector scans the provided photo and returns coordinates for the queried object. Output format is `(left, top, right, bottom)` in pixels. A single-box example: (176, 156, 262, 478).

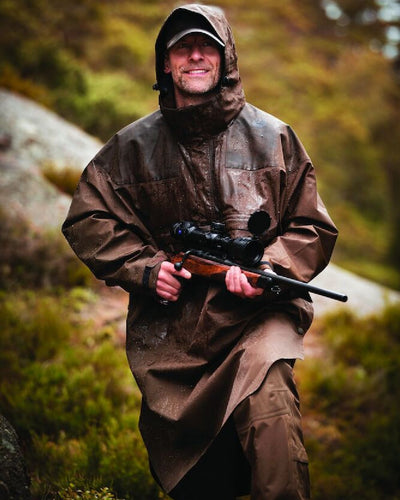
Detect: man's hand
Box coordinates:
(156, 261, 191, 302)
(225, 266, 264, 299)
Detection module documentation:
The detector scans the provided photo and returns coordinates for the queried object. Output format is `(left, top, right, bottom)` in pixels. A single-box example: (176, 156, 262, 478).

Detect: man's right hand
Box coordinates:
(156, 261, 191, 302)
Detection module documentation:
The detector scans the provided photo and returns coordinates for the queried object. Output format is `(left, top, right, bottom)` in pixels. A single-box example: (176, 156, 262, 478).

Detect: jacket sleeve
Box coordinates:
(62, 157, 167, 294)
(263, 126, 338, 283)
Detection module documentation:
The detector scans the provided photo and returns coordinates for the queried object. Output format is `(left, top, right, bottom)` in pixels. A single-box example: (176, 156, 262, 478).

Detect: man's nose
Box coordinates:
(189, 46, 204, 60)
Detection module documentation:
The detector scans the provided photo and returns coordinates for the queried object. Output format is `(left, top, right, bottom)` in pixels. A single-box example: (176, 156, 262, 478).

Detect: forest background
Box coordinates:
(2, 0, 400, 287)
(0, 0, 400, 499)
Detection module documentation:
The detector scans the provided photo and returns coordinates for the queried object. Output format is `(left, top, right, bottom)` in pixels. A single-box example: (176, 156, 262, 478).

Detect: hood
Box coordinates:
(154, 4, 246, 141)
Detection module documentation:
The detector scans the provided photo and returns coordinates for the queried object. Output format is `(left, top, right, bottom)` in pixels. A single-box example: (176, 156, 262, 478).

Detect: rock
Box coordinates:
(0, 87, 103, 231)
(0, 152, 72, 231)
(311, 263, 400, 318)
(0, 415, 31, 500)
(0, 88, 102, 171)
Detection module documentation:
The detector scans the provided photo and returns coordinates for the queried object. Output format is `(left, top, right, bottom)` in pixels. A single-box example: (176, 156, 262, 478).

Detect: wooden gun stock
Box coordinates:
(170, 252, 348, 303)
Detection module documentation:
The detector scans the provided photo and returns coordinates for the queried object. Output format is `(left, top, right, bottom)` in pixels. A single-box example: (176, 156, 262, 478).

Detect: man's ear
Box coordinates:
(164, 54, 171, 74)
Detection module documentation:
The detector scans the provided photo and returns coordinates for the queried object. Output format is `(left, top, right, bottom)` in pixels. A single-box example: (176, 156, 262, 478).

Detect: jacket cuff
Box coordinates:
(142, 252, 168, 291)
(259, 260, 274, 271)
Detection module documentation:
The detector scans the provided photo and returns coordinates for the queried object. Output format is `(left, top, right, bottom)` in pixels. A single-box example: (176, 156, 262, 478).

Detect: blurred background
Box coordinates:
(0, 0, 399, 499)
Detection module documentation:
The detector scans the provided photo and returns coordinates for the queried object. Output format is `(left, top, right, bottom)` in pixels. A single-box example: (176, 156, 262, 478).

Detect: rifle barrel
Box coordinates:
(257, 271, 348, 302)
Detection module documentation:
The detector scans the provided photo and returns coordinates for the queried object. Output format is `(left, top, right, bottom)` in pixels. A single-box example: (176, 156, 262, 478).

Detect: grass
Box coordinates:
(0, 289, 167, 499)
(0, 209, 93, 291)
(2, 283, 399, 499)
(297, 306, 400, 500)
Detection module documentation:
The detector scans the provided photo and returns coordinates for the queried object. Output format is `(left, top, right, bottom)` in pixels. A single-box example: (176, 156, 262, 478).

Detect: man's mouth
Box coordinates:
(184, 69, 209, 75)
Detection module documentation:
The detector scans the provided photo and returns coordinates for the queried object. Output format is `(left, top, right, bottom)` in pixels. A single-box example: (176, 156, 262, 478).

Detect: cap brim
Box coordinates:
(166, 28, 225, 49)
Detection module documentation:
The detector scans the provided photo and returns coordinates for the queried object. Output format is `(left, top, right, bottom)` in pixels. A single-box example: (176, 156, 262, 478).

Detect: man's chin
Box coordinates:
(180, 84, 219, 98)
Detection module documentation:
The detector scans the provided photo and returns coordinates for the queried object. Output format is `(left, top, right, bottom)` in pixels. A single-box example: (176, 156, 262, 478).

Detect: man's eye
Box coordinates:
(203, 41, 218, 49)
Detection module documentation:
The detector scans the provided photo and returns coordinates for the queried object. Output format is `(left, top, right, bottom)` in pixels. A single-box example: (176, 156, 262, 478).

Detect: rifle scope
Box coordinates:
(171, 214, 268, 267)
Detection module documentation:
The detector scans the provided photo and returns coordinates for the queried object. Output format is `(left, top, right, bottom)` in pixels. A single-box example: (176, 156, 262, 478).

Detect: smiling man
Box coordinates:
(164, 33, 223, 107)
(63, 4, 338, 499)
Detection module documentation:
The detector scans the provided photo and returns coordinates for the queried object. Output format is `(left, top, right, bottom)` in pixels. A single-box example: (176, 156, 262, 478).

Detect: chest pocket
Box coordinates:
(221, 116, 286, 241)
(219, 165, 283, 243)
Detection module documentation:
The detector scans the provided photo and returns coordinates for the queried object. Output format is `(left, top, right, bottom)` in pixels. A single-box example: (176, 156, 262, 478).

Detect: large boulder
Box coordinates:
(0, 88, 102, 171)
(0, 88, 102, 231)
(0, 415, 31, 500)
(311, 262, 400, 318)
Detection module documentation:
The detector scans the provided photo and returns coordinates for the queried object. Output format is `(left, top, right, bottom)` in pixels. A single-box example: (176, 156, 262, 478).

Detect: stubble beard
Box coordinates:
(174, 67, 221, 106)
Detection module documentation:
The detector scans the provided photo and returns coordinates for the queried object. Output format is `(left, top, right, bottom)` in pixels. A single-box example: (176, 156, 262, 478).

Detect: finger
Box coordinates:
(226, 267, 264, 298)
(174, 267, 192, 280)
(157, 290, 178, 302)
(226, 266, 243, 293)
(239, 273, 264, 297)
(157, 265, 180, 298)
(157, 271, 180, 290)
(162, 261, 192, 281)
(225, 266, 235, 290)
(157, 277, 183, 300)
(157, 279, 180, 295)
(156, 262, 192, 301)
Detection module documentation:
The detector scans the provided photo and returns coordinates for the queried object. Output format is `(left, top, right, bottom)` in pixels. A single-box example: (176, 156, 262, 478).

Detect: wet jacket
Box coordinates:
(62, 3, 337, 492)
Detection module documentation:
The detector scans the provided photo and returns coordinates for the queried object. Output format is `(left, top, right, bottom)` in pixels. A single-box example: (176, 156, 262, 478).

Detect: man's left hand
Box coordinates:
(225, 266, 264, 299)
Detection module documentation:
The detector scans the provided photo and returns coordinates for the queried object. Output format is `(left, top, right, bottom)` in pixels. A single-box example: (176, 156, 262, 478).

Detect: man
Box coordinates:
(62, 4, 337, 499)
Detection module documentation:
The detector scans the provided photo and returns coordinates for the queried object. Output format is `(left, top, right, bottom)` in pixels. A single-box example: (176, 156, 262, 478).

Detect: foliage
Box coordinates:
(53, 70, 155, 140)
(297, 306, 400, 500)
(2, 283, 399, 499)
(58, 485, 119, 500)
(41, 161, 82, 197)
(0, 0, 158, 141)
(0, 290, 167, 499)
(0, 209, 93, 290)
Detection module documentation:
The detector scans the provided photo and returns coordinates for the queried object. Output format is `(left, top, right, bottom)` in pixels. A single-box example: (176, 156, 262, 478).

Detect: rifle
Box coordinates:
(170, 212, 348, 303)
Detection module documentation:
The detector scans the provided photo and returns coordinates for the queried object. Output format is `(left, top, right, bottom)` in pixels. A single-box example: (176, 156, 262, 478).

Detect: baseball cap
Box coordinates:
(166, 27, 225, 49)
(163, 10, 225, 50)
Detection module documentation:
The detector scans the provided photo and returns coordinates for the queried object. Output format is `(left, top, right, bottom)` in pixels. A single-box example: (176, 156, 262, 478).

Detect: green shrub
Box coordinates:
(0, 210, 93, 290)
(53, 70, 153, 141)
(298, 306, 400, 500)
(18, 42, 87, 93)
(58, 485, 119, 499)
(0, 290, 166, 499)
(0, 63, 52, 105)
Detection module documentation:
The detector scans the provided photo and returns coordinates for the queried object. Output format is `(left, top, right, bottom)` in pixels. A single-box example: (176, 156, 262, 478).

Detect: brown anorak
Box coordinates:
(62, 4, 337, 493)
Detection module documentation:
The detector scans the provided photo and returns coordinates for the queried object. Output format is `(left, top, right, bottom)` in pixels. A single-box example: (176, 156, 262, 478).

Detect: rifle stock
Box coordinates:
(171, 252, 348, 303)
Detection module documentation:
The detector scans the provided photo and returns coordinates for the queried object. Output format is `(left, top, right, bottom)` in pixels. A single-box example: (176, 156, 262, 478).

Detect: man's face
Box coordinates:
(164, 33, 222, 108)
